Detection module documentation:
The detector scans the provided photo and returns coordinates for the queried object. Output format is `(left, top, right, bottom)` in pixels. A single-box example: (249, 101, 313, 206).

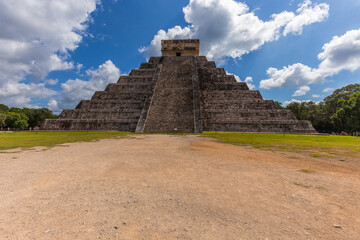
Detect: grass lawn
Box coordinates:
(1, 131, 359, 159)
(202, 132, 360, 158)
(0, 131, 130, 151)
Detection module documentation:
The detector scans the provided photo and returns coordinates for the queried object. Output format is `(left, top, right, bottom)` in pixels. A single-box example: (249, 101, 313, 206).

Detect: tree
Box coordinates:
(0, 113, 7, 130)
(286, 101, 316, 120)
(283, 84, 360, 133)
(285, 101, 333, 133)
(323, 84, 360, 114)
(273, 101, 284, 109)
(9, 107, 57, 127)
(323, 84, 360, 132)
(0, 104, 56, 129)
(28, 108, 57, 127)
(5, 112, 29, 129)
(311, 102, 333, 133)
(0, 104, 9, 112)
(13, 119, 29, 129)
(331, 92, 360, 133)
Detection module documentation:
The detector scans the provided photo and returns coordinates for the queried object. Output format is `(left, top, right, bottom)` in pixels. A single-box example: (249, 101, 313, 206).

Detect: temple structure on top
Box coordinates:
(43, 39, 316, 133)
(161, 39, 200, 56)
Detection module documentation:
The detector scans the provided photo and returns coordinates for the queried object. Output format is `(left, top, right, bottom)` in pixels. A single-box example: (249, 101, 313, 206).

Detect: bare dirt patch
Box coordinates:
(0, 135, 359, 239)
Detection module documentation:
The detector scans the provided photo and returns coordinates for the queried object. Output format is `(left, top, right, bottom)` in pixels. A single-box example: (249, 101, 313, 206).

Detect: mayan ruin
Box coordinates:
(43, 39, 316, 133)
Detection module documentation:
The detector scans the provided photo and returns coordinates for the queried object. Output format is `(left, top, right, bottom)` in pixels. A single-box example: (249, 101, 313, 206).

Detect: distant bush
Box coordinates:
(281, 84, 360, 133)
(0, 104, 57, 130)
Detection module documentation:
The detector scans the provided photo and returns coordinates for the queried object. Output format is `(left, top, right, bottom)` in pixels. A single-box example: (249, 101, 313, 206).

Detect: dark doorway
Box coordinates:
(176, 52, 181, 56)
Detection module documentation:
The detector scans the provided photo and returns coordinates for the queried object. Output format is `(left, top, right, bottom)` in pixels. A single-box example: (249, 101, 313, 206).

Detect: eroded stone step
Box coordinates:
(202, 100, 277, 110)
(91, 91, 149, 101)
(203, 120, 316, 133)
(143, 121, 195, 133)
(129, 69, 156, 77)
(202, 110, 297, 120)
(105, 83, 153, 92)
(199, 75, 238, 84)
(117, 76, 154, 84)
(76, 100, 144, 110)
(196, 57, 217, 68)
(204, 108, 290, 113)
(198, 67, 226, 76)
(201, 90, 263, 100)
(201, 82, 249, 90)
(42, 119, 138, 131)
(59, 109, 142, 120)
(149, 57, 162, 65)
(202, 99, 274, 104)
(139, 62, 157, 69)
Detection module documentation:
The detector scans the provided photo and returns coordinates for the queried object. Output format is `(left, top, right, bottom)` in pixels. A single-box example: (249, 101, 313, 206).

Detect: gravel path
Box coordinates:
(0, 135, 359, 239)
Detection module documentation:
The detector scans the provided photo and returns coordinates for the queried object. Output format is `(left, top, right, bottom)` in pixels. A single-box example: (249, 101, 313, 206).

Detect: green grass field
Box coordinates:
(1, 132, 359, 158)
(0, 131, 130, 151)
(202, 132, 360, 158)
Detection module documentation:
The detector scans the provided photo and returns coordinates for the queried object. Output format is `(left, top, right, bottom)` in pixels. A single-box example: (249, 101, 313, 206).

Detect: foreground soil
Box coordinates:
(0, 135, 359, 239)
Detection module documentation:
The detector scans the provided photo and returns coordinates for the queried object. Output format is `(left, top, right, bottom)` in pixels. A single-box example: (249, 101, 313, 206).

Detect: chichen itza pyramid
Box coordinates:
(43, 39, 316, 133)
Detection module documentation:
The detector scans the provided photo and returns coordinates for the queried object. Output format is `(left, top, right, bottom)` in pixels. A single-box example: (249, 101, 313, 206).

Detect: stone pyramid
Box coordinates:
(43, 39, 316, 133)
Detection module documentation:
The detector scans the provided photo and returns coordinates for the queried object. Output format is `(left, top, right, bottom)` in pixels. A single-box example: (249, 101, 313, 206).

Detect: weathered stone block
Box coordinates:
(161, 39, 199, 57)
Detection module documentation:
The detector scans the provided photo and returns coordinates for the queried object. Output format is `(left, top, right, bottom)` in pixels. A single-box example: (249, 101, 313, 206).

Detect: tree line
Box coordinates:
(276, 84, 360, 134)
(0, 104, 57, 130)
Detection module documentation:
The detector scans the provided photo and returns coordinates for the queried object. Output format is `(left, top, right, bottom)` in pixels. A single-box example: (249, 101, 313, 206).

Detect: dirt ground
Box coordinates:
(0, 135, 359, 240)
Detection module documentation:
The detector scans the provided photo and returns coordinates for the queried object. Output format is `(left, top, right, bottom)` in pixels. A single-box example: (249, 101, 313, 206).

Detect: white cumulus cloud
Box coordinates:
(0, 0, 99, 107)
(245, 77, 256, 90)
(57, 60, 121, 110)
(260, 28, 360, 90)
(260, 63, 323, 89)
(225, 73, 256, 89)
(283, 0, 329, 36)
(323, 87, 334, 93)
(317, 29, 360, 76)
(0, 82, 56, 107)
(47, 99, 61, 113)
(45, 79, 59, 86)
(292, 86, 310, 96)
(140, 0, 329, 61)
(283, 99, 313, 106)
(226, 72, 241, 82)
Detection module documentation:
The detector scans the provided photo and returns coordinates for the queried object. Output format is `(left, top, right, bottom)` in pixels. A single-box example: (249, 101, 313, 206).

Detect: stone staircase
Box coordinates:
(142, 56, 199, 133)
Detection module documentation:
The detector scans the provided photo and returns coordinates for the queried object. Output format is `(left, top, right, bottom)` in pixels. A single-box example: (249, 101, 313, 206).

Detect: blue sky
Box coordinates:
(0, 0, 360, 112)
